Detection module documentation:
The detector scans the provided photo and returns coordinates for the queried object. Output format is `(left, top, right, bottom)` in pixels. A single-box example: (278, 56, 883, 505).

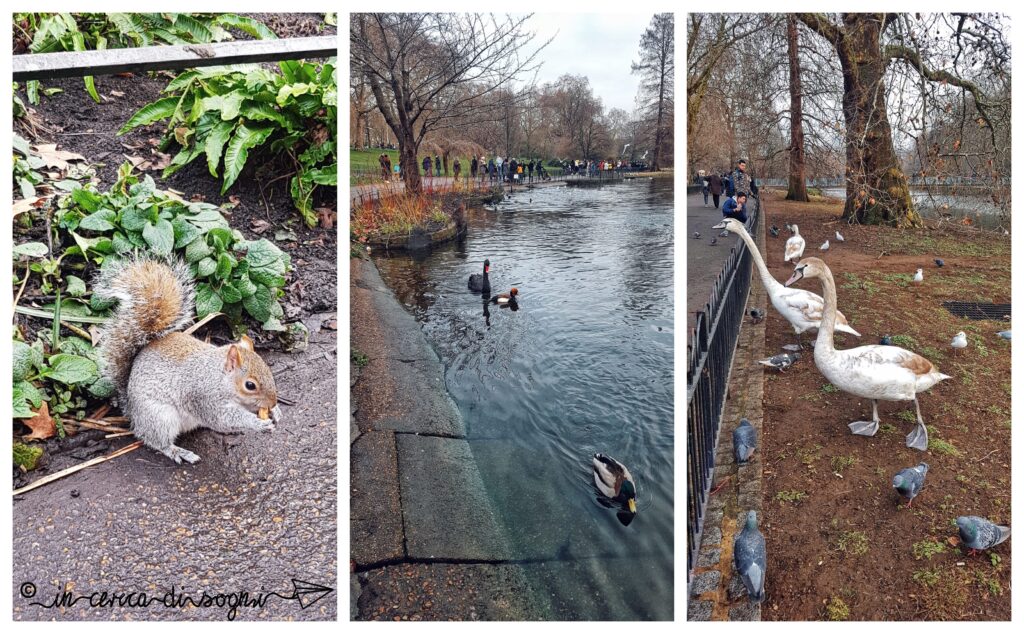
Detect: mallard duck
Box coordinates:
(785, 257, 951, 450)
(784, 224, 805, 262)
(592, 453, 637, 514)
(490, 287, 518, 305)
(468, 259, 491, 293)
(714, 219, 860, 347)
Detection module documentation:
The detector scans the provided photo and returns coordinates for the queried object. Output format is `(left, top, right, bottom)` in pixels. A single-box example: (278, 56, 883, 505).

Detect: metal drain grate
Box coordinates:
(942, 301, 1011, 321)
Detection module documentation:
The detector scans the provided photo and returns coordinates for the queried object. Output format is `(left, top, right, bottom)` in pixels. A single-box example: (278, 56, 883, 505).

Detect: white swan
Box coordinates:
(714, 219, 860, 346)
(784, 224, 806, 262)
(785, 257, 951, 450)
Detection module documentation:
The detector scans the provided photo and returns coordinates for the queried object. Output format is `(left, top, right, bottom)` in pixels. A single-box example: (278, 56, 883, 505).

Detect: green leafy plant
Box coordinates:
(119, 59, 337, 226)
(912, 539, 947, 561)
(14, 13, 276, 103)
(55, 162, 291, 331)
(13, 334, 112, 422)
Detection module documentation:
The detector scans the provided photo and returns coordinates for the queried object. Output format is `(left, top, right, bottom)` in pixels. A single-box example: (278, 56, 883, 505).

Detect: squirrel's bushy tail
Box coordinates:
(95, 256, 195, 397)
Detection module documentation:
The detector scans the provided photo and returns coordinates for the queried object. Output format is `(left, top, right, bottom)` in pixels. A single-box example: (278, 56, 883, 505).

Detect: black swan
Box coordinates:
(468, 259, 491, 293)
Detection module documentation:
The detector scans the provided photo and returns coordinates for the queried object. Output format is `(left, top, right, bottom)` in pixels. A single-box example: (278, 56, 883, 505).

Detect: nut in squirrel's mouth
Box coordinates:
(258, 408, 270, 420)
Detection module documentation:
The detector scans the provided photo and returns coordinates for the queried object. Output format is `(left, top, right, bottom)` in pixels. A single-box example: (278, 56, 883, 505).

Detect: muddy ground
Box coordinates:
(757, 191, 1011, 620)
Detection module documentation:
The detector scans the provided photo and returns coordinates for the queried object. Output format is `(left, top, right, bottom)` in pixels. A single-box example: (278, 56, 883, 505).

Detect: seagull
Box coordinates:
(880, 334, 892, 346)
(820, 239, 830, 251)
(749, 308, 765, 324)
(835, 230, 845, 242)
(951, 331, 968, 355)
(693, 231, 701, 239)
(913, 269, 924, 283)
(997, 330, 1011, 340)
(934, 258, 944, 268)
(758, 352, 800, 371)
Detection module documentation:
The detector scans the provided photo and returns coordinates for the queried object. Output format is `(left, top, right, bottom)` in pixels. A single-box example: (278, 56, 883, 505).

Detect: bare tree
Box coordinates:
(632, 13, 674, 170)
(785, 15, 809, 201)
(350, 13, 547, 193)
(796, 13, 1009, 226)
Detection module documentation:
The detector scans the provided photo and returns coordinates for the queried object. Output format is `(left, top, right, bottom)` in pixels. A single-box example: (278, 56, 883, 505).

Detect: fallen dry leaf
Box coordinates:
(250, 219, 272, 234)
(33, 144, 85, 171)
(13, 196, 47, 215)
(316, 207, 336, 229)
(229, 195, 241, 205)
(23, 401, 56, 441)
(110, 90, 125, 98)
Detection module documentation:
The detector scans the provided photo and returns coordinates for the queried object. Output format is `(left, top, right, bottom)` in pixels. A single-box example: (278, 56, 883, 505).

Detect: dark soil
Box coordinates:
(758, 191, 1011, 620)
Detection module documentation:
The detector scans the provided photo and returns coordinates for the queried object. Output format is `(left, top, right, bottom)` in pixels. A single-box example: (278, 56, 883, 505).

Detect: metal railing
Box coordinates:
(686, 195, 761, 579)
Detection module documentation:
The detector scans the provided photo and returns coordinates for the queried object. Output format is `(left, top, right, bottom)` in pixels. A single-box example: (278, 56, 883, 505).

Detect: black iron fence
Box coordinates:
(686, 195, 761, 579)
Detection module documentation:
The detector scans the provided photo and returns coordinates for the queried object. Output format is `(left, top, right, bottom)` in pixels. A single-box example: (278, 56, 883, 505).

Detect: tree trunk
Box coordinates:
(398, 134, 421, 194)
(798, 14, 921, 227)
(785, 15, 809, 202)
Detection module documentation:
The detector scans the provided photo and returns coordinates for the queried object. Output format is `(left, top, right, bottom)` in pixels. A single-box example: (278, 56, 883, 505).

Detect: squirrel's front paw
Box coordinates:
(169, 446, 201, 464)
(254, 417, 275, 433)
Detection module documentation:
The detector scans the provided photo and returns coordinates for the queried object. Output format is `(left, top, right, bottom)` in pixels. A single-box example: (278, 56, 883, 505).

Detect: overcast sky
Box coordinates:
(523, 13, 654, 112)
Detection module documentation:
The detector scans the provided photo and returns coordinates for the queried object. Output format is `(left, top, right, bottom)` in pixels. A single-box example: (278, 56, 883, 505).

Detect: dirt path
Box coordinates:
(757, 192, 1011, 620)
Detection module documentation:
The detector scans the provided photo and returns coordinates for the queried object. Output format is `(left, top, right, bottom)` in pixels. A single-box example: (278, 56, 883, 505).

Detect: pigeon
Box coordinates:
(720, 229, 730, 237)
(769, 225, 780, 237)
(734, 511, 766, 604)
(733, 419, 757, 463)
(934, 258, 944, 268)
(880, 334, 892, 346)
(693, 231, 701, 239)
(781, 344, 802, 352)
(710, 237, 718, 246)
(913, 268, 924, 283)
(956, 516, 1010, 555)
(951, 331, 968, 355)
(997, 330, 1011, 340)
(758, 352, 800, 371)
(835, 230, 845, 242)
(749, 308, 765, 324)
(892, 462, 928, 507)
(820, 239, 830, 251)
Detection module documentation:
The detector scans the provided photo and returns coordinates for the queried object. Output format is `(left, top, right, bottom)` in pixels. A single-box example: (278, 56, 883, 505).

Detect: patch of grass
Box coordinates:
(889, 334, 918, 348)
(835, 530, 869, 556)
(775, 490, 808, 504)
(882, 272, 912, 287)
(821, 383, 839, 394)
(351, 348, 369, 368)
(929, 437, 961, 456)
(841, 272, 879, 295)
(975, 571, 1003, 597)
(831, 455, 857, 474)
(878, 423, 897, 435)
(919, 345, 945, 361)
(896, 410, 916, 424)
(797, 444, 823, 473)
(912, 539, 947, 560)
(913, 568, 941, 588)
(825, 596, 850, 621)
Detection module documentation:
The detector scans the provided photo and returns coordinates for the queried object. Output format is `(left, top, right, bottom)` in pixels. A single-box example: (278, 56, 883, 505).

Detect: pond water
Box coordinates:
(375, 178, 674, 620)
(820, 187, 1008, 230)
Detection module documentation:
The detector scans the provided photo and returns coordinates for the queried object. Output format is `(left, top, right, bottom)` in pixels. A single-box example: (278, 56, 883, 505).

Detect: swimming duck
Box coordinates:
(592, 453, 637, 514)
(468, 259, 491, 293)
(490, 287, 519, 306)
(785, 258, 950, 450)
(714, 219, 860, 347)
(784, 225, 805, 262)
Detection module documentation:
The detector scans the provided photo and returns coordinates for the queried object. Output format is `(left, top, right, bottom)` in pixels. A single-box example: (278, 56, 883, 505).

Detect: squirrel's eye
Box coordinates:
(245, 380, 257, 391)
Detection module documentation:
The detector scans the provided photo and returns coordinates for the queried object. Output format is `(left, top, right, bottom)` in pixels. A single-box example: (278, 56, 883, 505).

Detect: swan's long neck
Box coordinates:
(735, 227, 783, 294)
(817, 267, 838, 353)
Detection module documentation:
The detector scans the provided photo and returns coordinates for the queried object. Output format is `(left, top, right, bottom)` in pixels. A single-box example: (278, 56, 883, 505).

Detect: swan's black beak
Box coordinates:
(785, 266, 805, 287)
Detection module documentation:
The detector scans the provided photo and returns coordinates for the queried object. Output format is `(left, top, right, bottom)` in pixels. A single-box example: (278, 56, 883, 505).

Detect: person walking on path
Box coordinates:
(708, 172, 723, 209)
(727, 158, 759, 200)
(470, 156, 478, 180)
(527, 159, 535, 183)
(496, 155, 504, 181)
(434, 155, 442, 177)
(453, 158, 462, 181)
(722, 192, 749, 223)
(423, 155, 433, 187)
(701, 172, 710, 206)
(488, 158, 496, 182)
(379, 153, 389, 181)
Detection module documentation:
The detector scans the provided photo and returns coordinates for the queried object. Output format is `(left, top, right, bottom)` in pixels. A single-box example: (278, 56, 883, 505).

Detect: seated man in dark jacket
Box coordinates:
(722, 192, 749, 223)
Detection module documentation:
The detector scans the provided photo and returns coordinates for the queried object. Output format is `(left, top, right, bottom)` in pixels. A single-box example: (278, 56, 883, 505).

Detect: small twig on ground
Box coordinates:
(88, 403, 111, 420)
(74, 420, 129, 433)
(710, 476, 731, 496)
(12, 440, 143, 496)
(60, 320, 91, 340)
(184, 311, 223, 335)
(104, 431, 135, 439)
(13, 263, 31, 311)
(974, 449, 999, 463)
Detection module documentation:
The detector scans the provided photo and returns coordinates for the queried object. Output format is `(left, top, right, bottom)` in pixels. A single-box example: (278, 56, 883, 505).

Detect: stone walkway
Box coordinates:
(349, 256, 542, 621)
(688, 209, 768, 621)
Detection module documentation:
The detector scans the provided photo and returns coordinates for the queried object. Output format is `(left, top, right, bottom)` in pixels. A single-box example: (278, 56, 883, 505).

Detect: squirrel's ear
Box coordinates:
(238, 335, 254, 351)
(225, 344, 242, 371)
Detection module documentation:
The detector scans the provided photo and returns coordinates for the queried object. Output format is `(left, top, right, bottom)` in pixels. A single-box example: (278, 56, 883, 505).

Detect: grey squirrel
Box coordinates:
(95, 257, 281, 464)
